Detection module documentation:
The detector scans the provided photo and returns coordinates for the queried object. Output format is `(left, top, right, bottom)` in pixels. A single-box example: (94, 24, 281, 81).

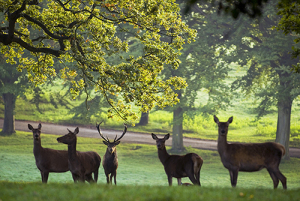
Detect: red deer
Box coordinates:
(96, 122, 127, 185)
(214, 115, 287, 189)
(57, 127, 101, 183)
(28, 123, 69, 183)
(151, 133, 203, 186)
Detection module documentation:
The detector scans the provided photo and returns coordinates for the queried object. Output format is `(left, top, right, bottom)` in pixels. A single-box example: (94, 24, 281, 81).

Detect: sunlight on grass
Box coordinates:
(0, 131, 299, 190)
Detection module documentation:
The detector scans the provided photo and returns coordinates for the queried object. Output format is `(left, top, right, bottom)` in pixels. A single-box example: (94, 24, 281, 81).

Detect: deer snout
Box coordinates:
(220, 129, 227, 135)
(108, 146, 116, 153)
(57, 137, 62, 143)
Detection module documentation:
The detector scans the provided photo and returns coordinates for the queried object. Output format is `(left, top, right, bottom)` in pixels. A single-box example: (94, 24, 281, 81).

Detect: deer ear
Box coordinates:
(214, 115, 219, 124)
(228, 116, 233, 124)
(103, 141, 108, 145)
(28, 124, 33, 130)
(151, 133, 158, 140)
(115, 141, 120, 145)
(165, 133, 170, 140)
(38, 123, 42, 130)
(74, 127, 79, 135)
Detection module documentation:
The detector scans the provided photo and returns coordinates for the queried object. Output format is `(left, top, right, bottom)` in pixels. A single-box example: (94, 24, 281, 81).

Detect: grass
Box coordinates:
(0, 130, 300, 200)
(1, 130, 300, 188)
(1, 182, 300, 201)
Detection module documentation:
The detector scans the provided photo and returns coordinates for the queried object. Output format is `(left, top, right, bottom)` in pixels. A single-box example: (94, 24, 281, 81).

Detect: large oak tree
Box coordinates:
(0, 0, 196, 122)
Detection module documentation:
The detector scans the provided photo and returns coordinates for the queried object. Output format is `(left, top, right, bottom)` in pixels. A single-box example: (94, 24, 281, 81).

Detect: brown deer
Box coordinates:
(214, 115, 287, 189)
(28, 123, 69, 183)
(57, 127, 101, 183)
(96, 122, 127, 185)
(151, 133, 203, 186)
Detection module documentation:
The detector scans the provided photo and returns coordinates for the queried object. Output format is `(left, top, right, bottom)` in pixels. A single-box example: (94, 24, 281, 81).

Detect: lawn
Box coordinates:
(0, 130, 300, 200)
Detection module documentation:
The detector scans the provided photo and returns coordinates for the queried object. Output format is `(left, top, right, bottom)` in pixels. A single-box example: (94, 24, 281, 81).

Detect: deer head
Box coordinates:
(214, 115, 233, 136)
(57, 127, 79, 145)
(151, 133, 170, 149)
(28, 123, 42, 141)
(96, 122, 127, 154)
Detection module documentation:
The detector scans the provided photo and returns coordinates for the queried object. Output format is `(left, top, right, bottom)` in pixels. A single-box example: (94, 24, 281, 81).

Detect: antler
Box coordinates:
(96, 121, 109, 142)
(114, 124, 127, 142)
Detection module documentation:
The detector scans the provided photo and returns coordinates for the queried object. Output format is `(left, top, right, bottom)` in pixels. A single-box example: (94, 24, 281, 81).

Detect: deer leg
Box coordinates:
(177, 178, 182, 186)
(267, 168, 279, 188)
(72, 174, 79, 183)
(40, 171, 48, 183)
(85, 174, 94, 183)
(105, 173, 110, 184)
(93, 169, 99, 183)
(229, 169, 238, 187)
(273, 169, 287, 189)
(167, 175, 173, 186)
(110, 174, 114, 185)
(195, 170, 201, 186)
(113, 171, 117, 185)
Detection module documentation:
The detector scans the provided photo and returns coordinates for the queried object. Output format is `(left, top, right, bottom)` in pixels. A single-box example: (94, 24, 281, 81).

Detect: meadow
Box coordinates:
(1, 68, 300, 200)
(0, 130, 300, 200)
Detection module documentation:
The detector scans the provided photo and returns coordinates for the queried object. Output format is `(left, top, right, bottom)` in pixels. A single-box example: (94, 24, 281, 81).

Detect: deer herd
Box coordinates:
(28, 115, 287, 189)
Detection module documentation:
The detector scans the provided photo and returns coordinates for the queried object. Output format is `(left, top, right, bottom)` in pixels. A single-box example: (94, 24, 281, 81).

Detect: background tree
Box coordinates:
(277, 0, 300, 72)
(0, 0, 196, 123)
(218, 1, 300, 159)
(0, 54, 28, 135)
(161, 2, 232, 151)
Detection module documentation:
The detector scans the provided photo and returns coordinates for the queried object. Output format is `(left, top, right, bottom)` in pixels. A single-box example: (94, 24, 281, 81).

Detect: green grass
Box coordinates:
(1, 182, 300, 201)
(1, 130, 300, 188)
(0, 130, 300, 200)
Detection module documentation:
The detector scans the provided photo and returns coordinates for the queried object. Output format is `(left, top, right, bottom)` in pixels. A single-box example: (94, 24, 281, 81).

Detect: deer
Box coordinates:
(151, 133, 203, 186)
(57, 127, 101, 183)
(214, 115, 287, 189)
(96, 122, 127, 185)
(28, 123, 69, 183)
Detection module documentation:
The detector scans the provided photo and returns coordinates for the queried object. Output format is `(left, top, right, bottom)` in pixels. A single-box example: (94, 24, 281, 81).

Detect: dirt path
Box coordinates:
(1, 119, 299, 158)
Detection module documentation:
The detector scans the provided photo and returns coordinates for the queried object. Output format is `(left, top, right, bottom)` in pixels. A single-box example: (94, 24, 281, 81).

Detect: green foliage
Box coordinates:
(0, 0, 197, 122)
(277, 0, 300, 71)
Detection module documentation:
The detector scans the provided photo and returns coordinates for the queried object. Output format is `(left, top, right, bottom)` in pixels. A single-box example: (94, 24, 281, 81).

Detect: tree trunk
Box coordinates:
(171, 106, 185, 152)
(1, 93, 16, 135)
(138, 111, 149, 126)
(276, 98, 292, 160)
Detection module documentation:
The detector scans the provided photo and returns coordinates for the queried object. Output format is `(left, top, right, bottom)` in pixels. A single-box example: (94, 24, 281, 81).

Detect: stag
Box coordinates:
(28, 123, 69, 183)
(214, 115, 287, 189)
(96, 122, 127, 185)
(57, 127, 101, 183)
(151, 133, 203, 186)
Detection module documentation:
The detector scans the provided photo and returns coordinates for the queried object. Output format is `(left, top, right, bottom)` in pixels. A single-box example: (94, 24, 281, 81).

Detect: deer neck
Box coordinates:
(157, 147, 170, 165)
(217, 134, 228, 154)
(67, 139, 77, 161)
(33, 138, 43, 156)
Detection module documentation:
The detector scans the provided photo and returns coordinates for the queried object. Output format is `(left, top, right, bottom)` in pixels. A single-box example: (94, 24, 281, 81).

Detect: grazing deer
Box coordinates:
(96, 122, 127, 185)
(28, 123, 69, 183)
(214, 115, 287, 189)
(151, 133, 203, 186)
(57, 127, 101, 183)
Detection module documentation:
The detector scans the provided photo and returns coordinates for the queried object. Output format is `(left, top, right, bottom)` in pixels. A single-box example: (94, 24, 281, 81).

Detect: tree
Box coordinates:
(162, 2, 232, 151)
(0, 54, 28, 135)
(220, 1, 300, 159)
(0, 0, 196, 122)
(183, 0, 269, 18)
(277, 0, 300, 72)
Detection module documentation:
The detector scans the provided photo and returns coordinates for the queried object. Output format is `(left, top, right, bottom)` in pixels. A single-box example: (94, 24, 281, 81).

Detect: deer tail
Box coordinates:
(280, 144, 286, 157)
(192, 154, 203, 173)
(276, 143, 286, 157)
